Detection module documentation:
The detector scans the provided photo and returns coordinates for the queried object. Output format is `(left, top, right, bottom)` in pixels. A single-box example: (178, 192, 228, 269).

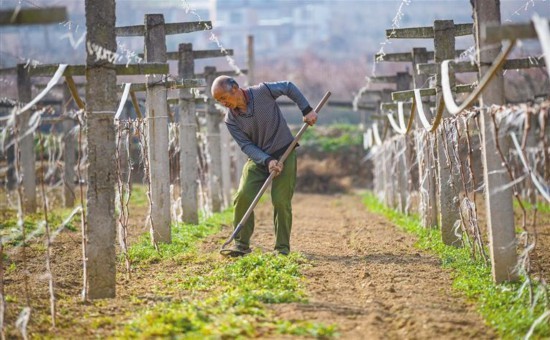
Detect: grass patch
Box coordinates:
(0, 210, 78, 247)
(121, 251, 336, 338)
(300, 123, 363, 153)
(362, 193, 550, 339)
(127, 184, 149, 207)
(513, 199, 550, 214)
(121, 208, 337, 338)
(127, 208, 234, 264)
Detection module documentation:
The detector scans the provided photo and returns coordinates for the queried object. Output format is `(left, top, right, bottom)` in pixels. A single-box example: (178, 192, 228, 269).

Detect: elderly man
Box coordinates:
(212, 76, 318, 256)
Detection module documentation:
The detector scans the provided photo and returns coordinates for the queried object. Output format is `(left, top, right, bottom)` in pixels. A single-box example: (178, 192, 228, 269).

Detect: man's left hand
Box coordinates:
(303, 111, 318, 126)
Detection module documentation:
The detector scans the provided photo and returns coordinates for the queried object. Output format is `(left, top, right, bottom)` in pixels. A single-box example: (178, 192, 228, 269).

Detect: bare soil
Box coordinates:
(1, 191, 508, 339)
(247, 193, 496, 339)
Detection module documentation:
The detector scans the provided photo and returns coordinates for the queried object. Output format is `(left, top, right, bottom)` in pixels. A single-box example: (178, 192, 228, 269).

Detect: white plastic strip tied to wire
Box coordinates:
(386, 102, 408, 135)
(441, 40, 516, 116)
(0, 64, 68, 122)
(510, 132, 550, 203)
(414, 89, 433, 131)
(114, 83, 132, 121)
(372, 122, 383, 146)
(19, 64, 68, 115)
(532, 14, 550, 79)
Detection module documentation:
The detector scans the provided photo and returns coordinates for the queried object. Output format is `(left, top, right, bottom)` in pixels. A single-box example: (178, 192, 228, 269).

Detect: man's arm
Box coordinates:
(264, 81, 313, 116)
(264, 81, 318, 125)
(225, 121, 271, 165)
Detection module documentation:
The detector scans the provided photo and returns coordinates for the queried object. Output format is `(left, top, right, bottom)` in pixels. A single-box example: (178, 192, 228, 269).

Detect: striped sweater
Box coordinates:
(224, 81, 312, 166)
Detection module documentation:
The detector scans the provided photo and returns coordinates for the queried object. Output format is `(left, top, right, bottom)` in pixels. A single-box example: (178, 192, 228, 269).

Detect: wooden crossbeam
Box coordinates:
(168, 98, 211, 106)
(0, 7, 67, 26)
(380, 102, 414, 111)
(195, 69, 248, 78)
(33, 82, 85, 90)
(0, 67, 16, 76)
(27, 63, 168, 76)
(127, 79, 206, 92)
(371, 75, 398, 83)
(374, 49, 466, 62)
(276, 99, 376, 110)
(115, 21, 211, 37)
(164, 49, 234, 60)
(360, 89, 386, 96)
(386, 23, 473, 39)
(391, 83, 476, 101)
(483, 22, 550, 43)
(417, 57, 546, 75)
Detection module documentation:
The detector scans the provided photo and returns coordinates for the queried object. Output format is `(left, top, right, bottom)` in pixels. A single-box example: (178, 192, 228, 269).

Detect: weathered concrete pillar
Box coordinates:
(473, 0, 517, 283)
(62, 83, 76, 208)
(396, 71, 412, 214)
(204, 66, 223, 212)
(16, 64, 37, 213)
(434, 20, 462, 246)
(144, 14, 171, 243)
(412, 47, 438, 228)
(379, 90, 396, 208)
(84, 0, 117, 300)
(220, 122, 232, 209)
(178, 43, 200, 224)
(231, 35, 254, 187)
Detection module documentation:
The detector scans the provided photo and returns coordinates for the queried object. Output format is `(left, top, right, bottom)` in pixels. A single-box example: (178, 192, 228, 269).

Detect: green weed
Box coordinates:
(126, 208, 233, 264)
(300, 123, 363, 153)
(121, 251, 336, 338)
(121, 208, 336, 338)
(0, 210, 76, 247)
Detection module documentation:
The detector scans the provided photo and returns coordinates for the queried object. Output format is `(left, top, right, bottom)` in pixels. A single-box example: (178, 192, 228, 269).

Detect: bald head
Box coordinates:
(211, 76, 239, 96)
(211, 76, 245, 110)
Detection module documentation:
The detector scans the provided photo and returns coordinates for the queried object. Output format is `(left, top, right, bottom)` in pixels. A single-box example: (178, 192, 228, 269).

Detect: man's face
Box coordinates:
(213, 86, 238, 109)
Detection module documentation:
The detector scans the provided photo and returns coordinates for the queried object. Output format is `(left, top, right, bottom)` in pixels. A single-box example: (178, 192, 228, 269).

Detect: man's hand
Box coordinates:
(268, 159, 283, 177)
(303, 110, 318, 126)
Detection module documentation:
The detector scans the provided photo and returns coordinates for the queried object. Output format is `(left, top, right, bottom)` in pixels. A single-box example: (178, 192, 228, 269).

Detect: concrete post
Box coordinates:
(231, 35, 254, 186)
(380, 90, 396, 208)
(178, 43, 199, 224)
(473, 0, 517, 282)
(84, 0, 117, 299)
(412, 47, 438, 228)
(434, 20, 462, 246)
(16, 64, 37, 213)
(204, 66, 223, 212)
(396, 71, 412, 214)
(220, 123, 232, 209)
(144, 14, 171, 243)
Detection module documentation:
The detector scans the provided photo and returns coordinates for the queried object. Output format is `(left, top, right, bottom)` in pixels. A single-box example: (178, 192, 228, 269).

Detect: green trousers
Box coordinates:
(233, 150, 297, 253)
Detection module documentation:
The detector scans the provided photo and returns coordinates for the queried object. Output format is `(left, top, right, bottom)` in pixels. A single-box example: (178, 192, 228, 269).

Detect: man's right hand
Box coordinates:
(268, 159, 283, 177)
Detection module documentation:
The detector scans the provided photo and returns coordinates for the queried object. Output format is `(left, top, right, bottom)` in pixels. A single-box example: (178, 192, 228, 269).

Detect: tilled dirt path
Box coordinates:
(6, 192, 497, 338)
(249, 193, 496, 339)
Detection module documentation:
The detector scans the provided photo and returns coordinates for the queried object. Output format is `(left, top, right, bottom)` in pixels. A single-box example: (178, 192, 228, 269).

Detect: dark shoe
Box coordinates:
(273, 249, 289, 256)
(220, 245, 252, 257)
